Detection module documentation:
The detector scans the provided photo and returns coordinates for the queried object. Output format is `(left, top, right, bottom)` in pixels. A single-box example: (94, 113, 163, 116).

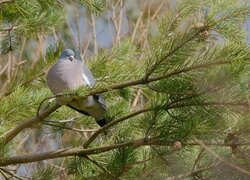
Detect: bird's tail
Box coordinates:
(96, 118, 106, 127)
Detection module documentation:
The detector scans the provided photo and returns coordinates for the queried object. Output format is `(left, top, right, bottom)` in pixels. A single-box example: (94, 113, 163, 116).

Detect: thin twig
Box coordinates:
(150, 145, 169, 167)
(1, 138, 249, 166)
(151, 1, 166, 21)
(0, 103, 60, 146)
(42, 122, 97, 133)
(0, 167, 29, 180)
(91, 13, 98, 54)
(66, 15, 78, 49)
(166, 163, 217, 180)
(195, 139, 250, 176)
(191, 147, 205, 171)
(74, 7, 81, 51)
(84, 156, 117, 179)
(0, 0, 13, 5)
(44, 116, 79, 123)
(0, 169, 8, 179)
(115, 0, 123, 44)
(0, 137, 160, 166)
(21, 71, 46, 87)
(83, 108, 151, 147)
(131, 12, 143, 42)
(36, 92, 76, 116)
(83, 98, 249, 148)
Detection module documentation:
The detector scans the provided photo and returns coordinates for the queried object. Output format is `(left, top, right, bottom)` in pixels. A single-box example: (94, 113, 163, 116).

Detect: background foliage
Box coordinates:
(0, 0, 250, 179)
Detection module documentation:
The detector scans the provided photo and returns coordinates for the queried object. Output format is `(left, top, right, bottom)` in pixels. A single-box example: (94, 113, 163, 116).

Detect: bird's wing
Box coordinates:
(82, 65, 96, 86)
(82, 64, 107, 110)
(93, 94, 107, 110)
(67, 105, 91, 116)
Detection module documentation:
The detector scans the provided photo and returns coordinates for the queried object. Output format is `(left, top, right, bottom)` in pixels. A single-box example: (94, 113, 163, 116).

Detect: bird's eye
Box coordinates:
(69, 55, 74, 61)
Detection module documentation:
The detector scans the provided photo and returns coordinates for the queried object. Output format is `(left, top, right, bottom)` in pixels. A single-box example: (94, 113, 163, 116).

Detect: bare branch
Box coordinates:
(0, 0, 13, 5)
(36, 93, 76, 116)
(166, 163, 217, 180)
(80, 60, 231, 99)
(84, 156, 117, 179)
(83, 108, 151, 147)
(42, 122, 97, 133)
(0, 167, 30, 180)
(195, 139, 250, 176)
(0, 103, 61, 146)
(0, 138, 161, 166)
(0, 138, 249, 166)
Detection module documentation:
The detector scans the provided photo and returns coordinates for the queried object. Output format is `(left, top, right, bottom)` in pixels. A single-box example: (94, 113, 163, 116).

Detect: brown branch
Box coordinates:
(168, 101, 249, 110)
(21, 72, 46, 87)
(144, 28, 205, 79)
(36, 93, 76, 116)
(0, 138, 161, 166)
(0, 167, 29, 180)
(83, 108, 151, 147)
(0, 103, 60, 146)
(166, 163, 217, 180)
(0, 0, 13, 5)
(71, 60, 231, 105)
(0, 138, 249, 167)
(83, 99, 249, 148)
(42, 122, 97, 133)
(147, 60, 230, 83)
(0, 169, 8, 179)
(1, 59, 230, 145)
(191, 147, 205, 171)
(0, 60, 234, 150)
(84, 156, 117, 179)
(195, 139, 250, 176)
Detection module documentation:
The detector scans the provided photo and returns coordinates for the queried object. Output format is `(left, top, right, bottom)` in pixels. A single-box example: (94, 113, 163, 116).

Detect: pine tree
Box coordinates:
(0, 0, 250, 179)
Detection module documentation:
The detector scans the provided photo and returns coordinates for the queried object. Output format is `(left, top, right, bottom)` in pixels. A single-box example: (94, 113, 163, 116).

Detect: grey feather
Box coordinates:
(47, 49, 107, 126)
(82, 65, 96, 86)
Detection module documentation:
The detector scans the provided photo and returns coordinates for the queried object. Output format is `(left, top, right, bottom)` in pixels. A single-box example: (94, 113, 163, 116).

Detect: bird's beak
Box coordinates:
(69, 55, 74, 61)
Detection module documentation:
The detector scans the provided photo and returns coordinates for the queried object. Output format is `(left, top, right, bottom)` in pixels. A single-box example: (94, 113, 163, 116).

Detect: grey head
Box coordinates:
(59, 49, 75, 61)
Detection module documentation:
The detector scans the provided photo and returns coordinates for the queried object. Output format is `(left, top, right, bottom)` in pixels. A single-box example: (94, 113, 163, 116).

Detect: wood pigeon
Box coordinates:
(47, 49, 107, 127)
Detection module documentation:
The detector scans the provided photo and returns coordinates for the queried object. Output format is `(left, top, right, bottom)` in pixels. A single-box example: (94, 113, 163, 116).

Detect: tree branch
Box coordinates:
(166, 163, 217, 180)
(0, 167, 28, 180)
(144, 30, 202, 79)
(0, 138, 161, 166)
(0, 0, 13, 5)
(83, 99, 249, 148)
(83, 108, 151, 147)
(42, 122, 97, 133)
(0, 60, 234, 148)
(195, 139, 250, 176)
(0, 103, 61, 146)
(0, 138, 249, 166)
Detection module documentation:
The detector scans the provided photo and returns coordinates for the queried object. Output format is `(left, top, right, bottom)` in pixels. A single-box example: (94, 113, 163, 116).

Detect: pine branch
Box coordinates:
(0, 103, 60, 146)
(84, 156, 117, 179)
(77, 60, 232, 99)
(0, 138, 249, 166)
(0, 0, 13, 5)
(83, 108, 151, 148)
(42, 122, 97, 133)
(0, 167, 29, 180)
(83, 99, 249, 148)
(195, 139, 250, 176)
(0, 60, 228, 147)
(145, 29, 202, 79)
(168, 101, 249, 110)
(0, 137, 161, 166)
(166, 163, 217, 180)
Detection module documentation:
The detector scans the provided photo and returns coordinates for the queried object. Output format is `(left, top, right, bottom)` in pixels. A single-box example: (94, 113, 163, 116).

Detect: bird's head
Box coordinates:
(59, 49, 75, 61)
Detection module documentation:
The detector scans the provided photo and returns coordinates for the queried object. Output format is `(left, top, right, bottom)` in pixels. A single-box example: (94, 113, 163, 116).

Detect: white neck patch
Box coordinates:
(82, 73, 92, 86)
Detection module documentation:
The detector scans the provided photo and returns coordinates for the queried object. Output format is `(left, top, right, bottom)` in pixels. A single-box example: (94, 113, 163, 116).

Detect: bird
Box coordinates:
(47, 49, 107, 127)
